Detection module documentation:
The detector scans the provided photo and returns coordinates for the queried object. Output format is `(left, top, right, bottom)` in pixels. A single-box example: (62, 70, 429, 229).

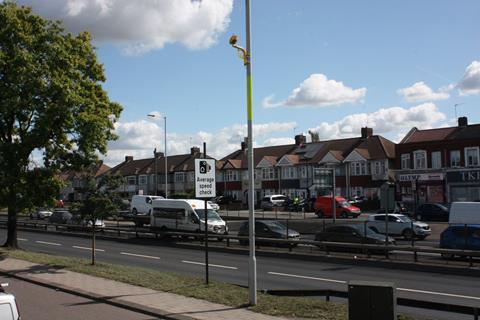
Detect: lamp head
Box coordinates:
(229, 35, 238, 46)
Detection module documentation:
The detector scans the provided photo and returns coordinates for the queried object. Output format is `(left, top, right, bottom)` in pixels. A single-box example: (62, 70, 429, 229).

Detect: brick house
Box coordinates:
(107, 147, 214, 198)
(217, 128, 395, 204)
(395, 117, 480, 205)
(60, 161, 111, 202)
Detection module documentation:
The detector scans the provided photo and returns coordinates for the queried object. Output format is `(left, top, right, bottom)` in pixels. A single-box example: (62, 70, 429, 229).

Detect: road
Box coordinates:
(0, 275, 156, 320)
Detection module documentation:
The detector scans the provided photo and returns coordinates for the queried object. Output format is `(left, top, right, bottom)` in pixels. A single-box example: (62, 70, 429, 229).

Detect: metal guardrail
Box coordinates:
(2, 218, 480, 267)
(265, 289, 480, 320)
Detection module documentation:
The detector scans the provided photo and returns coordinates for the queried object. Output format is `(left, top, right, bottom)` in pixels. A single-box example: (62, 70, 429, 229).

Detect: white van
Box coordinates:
(130, 195, 164, 215)
(0, 284, 20, 320)
(449, 202, 480, 225)
(150, 199, 228, 235)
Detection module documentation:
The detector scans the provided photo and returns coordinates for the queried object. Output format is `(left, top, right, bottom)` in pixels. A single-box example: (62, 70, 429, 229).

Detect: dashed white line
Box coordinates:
(120, 252, 160, 260)
(35, 241, 61, 246)
(268, 272, 346, 284)
(182, 260, 238, 270)
(269, 271, 480, 301)
(72, 246, 105, 252)
(17, 238, 28, 241)
(397, 288, 480, 301)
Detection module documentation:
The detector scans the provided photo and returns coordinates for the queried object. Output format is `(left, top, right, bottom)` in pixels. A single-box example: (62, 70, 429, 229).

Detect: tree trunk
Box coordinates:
(3, 190, 18, 249)
(91, 226, 96, 265)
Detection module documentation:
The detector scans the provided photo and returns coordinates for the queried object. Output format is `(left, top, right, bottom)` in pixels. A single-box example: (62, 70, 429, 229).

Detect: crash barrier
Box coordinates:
(1, 218, 480, 268)
(265, 289, 480, 320)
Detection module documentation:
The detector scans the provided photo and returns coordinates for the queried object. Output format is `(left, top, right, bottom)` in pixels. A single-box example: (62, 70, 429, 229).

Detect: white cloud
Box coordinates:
(397, 81, 450, 103)
(458, 60, 480, 95)
(102, 120, 297, 166)
(18, 0, 233, 54)
(308, 103, 446, 142)
(262, 74, 367, 108)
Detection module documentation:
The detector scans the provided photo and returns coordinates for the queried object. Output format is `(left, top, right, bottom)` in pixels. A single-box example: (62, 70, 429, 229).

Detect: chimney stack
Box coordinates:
(190, 146, 200, 155)
(361, 127, 373, 138)
(154, 152, 164, 158)
(295, 134, 306, 145)
(125, 156, 133, 162)
(241, 137, 248, 151)
(458, 116, 468, 127)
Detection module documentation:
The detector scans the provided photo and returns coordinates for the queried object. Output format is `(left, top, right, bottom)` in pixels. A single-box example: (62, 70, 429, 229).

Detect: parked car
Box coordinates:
(314, 224, 396, 252)
(415, 203, 450, 221)
(214, 195, 235, 205)
(448, 202, 480, 225)
(48, 210, 72, 224)
(377, 202, 409, 215)
(0, 283, 20, 320)
(237, 220, 300, 246)
(348, 195, 366, 204)
(67, 214, 106, 229)
(260, 195, 287, 210)
(314, 196, 361, 218)
(30, 207, 53, 220)
(440, 225, 480, 257)
(367, 214, 431, 240)
(130, 195, 164, 215)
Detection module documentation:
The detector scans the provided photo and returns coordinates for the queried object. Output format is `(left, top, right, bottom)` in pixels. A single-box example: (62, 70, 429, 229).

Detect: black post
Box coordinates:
(204, 142, 209, 285)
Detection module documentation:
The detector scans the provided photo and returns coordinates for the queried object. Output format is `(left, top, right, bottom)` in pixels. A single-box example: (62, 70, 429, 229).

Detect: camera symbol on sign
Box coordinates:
(199, 161, 211, 174)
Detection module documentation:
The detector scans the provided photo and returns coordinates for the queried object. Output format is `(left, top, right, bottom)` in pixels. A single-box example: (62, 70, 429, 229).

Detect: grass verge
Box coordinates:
(0, 248, 420, 320)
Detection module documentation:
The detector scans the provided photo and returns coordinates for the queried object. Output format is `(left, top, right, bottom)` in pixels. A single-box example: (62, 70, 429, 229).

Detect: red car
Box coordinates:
(314, 195, 361, 218)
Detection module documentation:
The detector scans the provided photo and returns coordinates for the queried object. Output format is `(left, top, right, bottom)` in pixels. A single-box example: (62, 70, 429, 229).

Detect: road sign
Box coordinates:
(195, 159, 216, 198)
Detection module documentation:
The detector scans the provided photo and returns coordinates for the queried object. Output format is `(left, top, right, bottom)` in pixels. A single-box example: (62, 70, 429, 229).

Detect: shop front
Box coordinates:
(396, 172, 445, 205)
(446, 169, 480, 202)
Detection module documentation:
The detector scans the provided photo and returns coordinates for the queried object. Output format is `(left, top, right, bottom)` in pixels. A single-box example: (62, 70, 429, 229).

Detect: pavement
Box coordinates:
(0, 258, 290, 320)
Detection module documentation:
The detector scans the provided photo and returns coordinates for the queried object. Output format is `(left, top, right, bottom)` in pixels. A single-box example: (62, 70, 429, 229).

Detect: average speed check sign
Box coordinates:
(195, 159, 216, 198)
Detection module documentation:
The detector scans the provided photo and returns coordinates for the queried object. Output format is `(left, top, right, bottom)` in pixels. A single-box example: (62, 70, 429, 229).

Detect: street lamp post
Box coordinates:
(229, 0, 256, 306)
(148, 114, 168, 198)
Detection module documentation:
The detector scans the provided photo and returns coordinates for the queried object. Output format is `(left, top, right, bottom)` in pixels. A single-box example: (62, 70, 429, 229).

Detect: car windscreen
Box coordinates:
(339, 201, 350, 207)
(271, 196, 286, 201)
(195, 209, 222, 221)
(397, 215, 411, 222)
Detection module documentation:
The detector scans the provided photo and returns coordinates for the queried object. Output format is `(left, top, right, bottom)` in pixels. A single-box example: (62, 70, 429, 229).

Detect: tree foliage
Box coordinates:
(0, 2, 122, 248)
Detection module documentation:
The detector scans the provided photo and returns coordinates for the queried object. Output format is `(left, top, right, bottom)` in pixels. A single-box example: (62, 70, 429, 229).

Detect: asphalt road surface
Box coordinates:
(0, 275, 157, 320)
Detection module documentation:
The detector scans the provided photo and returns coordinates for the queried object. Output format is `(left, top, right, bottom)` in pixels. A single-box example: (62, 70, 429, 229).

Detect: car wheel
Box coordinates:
(402, 228, 414, 240)
(316, 210, 324, 218)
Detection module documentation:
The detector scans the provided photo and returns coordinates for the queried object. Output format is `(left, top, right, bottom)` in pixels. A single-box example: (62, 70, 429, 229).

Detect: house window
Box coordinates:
(465, 147, 479, 167)
(374, 161, 386, 175)
(450, 150, 461, 167)
(401, 154, 410, 169)
(299, 166, 307, 178)
(413, 150, 427, 169)
(127, 176, 136, 185)
(350, 162, 367, 176)
(175, 172, 185, 183)
(138, 175, 147, 185)
(431, 151, 442, 169)
(262, 167, 275, 180)
(282, 167, 297, 179)
(226, 170, 239, 181)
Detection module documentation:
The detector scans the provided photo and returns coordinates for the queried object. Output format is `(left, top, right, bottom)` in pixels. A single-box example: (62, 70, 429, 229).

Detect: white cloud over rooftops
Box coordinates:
(18, 0, 234, 54)
(458, 60, 480, 96)
(262, 74, 367, 108)
(397, 81, 450, 103)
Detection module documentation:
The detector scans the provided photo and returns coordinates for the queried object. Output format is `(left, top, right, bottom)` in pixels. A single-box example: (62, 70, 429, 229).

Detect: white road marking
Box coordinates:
(268, 272, 347, 284)
(17, 238, 28, 241)
(182, 260, 238, 270)
(269, 271, 480, 301)
(397, 288, 480, 301)
(120, 252, 160, 260)
(36, 241, 61, 246)
(72, 246, 105, 252)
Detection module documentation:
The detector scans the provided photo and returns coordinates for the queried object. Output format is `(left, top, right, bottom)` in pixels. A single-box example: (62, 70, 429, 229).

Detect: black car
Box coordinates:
(214, 195, 235, 205)
(415, 203, 449, 221)
(48, 210, 72, 224)
(315, 224, 395, 252)
(237, 220, 300, 246)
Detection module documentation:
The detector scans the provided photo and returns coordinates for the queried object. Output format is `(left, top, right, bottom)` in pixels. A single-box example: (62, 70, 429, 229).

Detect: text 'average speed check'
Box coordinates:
(195, 159, 216, 198)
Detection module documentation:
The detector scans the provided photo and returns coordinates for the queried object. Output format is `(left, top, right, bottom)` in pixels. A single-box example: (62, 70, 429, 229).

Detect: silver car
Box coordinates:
(367, 214, 431, 240)
(30, 207, 53, 220)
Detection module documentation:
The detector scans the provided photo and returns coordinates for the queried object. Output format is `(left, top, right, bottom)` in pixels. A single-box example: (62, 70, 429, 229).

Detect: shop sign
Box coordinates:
(447, 170, 480, 183)
(398, 173, 444, 182)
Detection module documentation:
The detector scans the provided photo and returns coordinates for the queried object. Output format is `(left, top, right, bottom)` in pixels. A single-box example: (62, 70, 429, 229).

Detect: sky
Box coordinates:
(18, 0, 480, 167)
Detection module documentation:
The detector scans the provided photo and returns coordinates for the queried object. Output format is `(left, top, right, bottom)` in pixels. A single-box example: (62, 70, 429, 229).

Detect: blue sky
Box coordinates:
(20, 0, 480, 166)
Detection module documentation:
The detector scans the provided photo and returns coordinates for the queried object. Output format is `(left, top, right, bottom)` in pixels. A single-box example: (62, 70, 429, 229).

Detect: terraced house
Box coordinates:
(106, 147, 213, 198)
(395, 117, 480, 204)
(217, 128, 396, 205)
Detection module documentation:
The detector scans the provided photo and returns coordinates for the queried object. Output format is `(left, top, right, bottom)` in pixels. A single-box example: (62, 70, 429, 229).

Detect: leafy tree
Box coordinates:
(74, 172, 122, 265)
(0, 2, 122, 248)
